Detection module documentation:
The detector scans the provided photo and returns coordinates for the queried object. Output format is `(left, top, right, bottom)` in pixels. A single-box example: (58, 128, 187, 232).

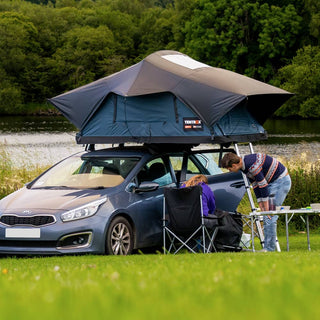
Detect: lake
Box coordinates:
(1, 116, 320, 167)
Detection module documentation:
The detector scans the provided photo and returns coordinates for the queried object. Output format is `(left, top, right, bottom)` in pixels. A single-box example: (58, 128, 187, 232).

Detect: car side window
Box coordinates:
(137, 158, 173, 187)
(168, 156, 183, 182)
(170, 153, 223, 183)
(184, 152, 224, 181)
(193, 153, 223, 175)
(187, 158, 201, 174)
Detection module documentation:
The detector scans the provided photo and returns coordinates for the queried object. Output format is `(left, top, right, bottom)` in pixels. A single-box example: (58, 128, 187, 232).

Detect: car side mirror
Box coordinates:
(126, 182, 137, 192)
(134, 181, 159, 193)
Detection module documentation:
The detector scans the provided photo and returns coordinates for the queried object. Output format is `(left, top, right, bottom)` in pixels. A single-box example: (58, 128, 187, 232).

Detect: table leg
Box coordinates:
(306, 215, 311, 251)
(285, 213, 289, 251)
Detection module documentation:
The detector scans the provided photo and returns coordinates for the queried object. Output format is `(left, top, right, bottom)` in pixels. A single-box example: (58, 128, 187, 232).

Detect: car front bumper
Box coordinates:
(0, 215, 107, 255)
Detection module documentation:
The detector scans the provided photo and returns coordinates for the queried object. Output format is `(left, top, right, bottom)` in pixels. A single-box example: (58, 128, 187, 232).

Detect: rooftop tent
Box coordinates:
(48, 50, 293, 144)
(78, 92, 267, 144)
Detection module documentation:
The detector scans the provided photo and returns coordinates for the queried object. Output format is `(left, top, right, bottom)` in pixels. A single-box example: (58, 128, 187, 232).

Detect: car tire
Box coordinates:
(106, 216, 134, 255)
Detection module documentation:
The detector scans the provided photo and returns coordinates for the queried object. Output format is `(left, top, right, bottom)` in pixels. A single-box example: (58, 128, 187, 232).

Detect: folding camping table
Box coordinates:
(249, 208, 320, 251)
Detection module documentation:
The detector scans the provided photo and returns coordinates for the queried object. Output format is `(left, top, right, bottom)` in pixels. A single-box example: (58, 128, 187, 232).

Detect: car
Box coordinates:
(0, 144, 246, 255)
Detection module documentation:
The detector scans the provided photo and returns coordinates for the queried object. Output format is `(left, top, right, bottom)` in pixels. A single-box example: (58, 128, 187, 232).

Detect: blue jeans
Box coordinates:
(263, 175, 292, 251)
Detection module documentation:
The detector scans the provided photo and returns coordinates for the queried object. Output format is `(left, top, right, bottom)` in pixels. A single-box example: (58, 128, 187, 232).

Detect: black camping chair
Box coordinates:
(163, 185, 221, 254)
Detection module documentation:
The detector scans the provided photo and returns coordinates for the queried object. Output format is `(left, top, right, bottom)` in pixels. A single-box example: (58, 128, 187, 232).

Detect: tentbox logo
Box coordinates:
(183, 118, 203, 131)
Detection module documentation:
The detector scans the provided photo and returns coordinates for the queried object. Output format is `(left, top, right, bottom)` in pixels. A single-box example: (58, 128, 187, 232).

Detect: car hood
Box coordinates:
(0, 187, 105, 214)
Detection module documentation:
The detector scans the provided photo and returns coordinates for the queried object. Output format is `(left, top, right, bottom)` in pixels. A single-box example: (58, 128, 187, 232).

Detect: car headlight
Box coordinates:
(61, 198, 107, 222)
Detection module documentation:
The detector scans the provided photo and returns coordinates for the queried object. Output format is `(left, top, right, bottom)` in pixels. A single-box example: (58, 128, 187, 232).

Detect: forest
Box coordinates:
(0, 0, 319, 118)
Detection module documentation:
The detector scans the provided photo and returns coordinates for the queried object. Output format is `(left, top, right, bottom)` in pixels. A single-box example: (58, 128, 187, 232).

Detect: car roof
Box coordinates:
(80, 145, 150, 158)
(79, 143, 201, 158)
(75, 144, 236, 162)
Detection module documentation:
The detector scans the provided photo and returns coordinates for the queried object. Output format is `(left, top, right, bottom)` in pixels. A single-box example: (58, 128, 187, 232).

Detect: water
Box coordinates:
(255, 119, 320, 162)
(0, 115, 76, 133)
(263, 119, 320, 144)
(1, 116, 320, 167)
(0, 116, 81, 167)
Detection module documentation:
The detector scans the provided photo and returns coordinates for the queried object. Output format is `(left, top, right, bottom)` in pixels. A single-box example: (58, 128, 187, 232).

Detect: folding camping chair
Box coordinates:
(163, 185, 220, 254)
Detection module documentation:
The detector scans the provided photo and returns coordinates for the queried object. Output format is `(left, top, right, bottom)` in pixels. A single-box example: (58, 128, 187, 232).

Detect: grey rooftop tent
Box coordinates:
(48, 50, 293, 144)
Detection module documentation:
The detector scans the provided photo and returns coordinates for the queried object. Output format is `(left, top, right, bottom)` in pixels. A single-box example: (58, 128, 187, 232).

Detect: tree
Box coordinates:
(0, 12, 41, 109)
(154, 0, 175, 8)
(0, 68, 23, 114)
(92, 7, 138, 60)
(137, 6, 176, 56)
(51, 25, 117, 90)
(256, 3, 303, 80)
(304, 0, 320, 44)
(276, 45, 320, 118)
(182, 0, 303, 81)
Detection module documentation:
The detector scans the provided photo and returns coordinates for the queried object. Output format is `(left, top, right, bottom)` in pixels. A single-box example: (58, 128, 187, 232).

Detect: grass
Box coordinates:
(0, 234, 320, 320)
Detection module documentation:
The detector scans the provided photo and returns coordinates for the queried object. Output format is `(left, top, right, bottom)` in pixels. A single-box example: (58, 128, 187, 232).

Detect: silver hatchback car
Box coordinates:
(0, 144, 245, 255)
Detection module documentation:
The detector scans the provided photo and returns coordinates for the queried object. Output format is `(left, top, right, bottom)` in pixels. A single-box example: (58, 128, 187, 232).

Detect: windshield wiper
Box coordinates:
(32, 186, 79, 190)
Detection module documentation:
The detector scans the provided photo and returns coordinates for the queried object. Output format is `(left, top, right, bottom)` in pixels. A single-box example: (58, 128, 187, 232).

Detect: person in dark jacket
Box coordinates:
(221, 152, 291, 251)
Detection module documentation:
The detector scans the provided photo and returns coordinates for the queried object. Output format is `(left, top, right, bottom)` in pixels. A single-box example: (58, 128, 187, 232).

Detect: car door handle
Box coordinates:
(230, 182, 245, 188)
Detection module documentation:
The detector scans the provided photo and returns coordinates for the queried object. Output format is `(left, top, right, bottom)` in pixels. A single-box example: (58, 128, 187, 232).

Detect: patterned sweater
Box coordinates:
(241, 153, 288, 202)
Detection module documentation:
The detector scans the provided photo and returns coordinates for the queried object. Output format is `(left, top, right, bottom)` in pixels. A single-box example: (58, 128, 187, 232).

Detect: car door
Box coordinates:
(126, 156, 175, 248)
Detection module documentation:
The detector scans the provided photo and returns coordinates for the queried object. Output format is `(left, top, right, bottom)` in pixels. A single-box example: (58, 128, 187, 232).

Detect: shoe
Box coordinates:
(258, 249, 268, 252)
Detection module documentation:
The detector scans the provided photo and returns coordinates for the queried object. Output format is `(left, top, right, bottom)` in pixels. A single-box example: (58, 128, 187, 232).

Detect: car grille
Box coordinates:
(0, 215, 55, 227)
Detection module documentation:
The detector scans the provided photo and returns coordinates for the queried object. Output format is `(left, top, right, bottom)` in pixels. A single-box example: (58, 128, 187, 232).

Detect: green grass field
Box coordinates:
(0, 234, 319, 320)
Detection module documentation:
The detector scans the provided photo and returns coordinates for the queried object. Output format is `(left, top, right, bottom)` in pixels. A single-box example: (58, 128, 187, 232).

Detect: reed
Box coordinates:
(284, 157, 320, 232)
(0, 145, 46, 199)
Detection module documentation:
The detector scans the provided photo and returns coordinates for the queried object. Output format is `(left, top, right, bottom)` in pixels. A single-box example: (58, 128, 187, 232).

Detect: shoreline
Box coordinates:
(1, 132, 320, 168)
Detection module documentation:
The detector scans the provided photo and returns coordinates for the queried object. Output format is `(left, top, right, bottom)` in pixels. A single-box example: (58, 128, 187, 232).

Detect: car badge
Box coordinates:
(22, 210, 33, 215)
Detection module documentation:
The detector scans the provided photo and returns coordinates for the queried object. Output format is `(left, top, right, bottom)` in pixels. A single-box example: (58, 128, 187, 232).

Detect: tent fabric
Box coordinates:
(76, 92, 267, 144)
(48, 50, 292, 144)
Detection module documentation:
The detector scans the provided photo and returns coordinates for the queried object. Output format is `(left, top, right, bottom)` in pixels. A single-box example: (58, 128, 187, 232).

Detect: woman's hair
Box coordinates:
(185, 174, 208, 187)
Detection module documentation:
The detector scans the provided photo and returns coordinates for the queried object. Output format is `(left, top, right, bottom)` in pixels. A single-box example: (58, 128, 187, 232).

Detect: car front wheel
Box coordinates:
(106, 216, 134, 255)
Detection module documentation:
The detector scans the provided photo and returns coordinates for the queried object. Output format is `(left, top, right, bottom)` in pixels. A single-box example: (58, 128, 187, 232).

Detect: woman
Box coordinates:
(182, 175, 216, 226)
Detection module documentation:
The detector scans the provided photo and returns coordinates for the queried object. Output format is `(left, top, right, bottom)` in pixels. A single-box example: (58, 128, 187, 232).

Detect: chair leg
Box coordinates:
(164, 229, 178, 254)
(164, 228, 197, 254)
(204, 227, 219, 253)
(165, 227, 206, 254)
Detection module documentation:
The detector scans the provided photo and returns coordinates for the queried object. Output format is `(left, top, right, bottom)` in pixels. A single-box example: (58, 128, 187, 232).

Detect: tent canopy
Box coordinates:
(48, 50, 293, 144)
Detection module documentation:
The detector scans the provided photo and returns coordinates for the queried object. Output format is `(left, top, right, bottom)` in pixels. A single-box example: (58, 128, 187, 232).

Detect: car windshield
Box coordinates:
(31, 155, 140, 189)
